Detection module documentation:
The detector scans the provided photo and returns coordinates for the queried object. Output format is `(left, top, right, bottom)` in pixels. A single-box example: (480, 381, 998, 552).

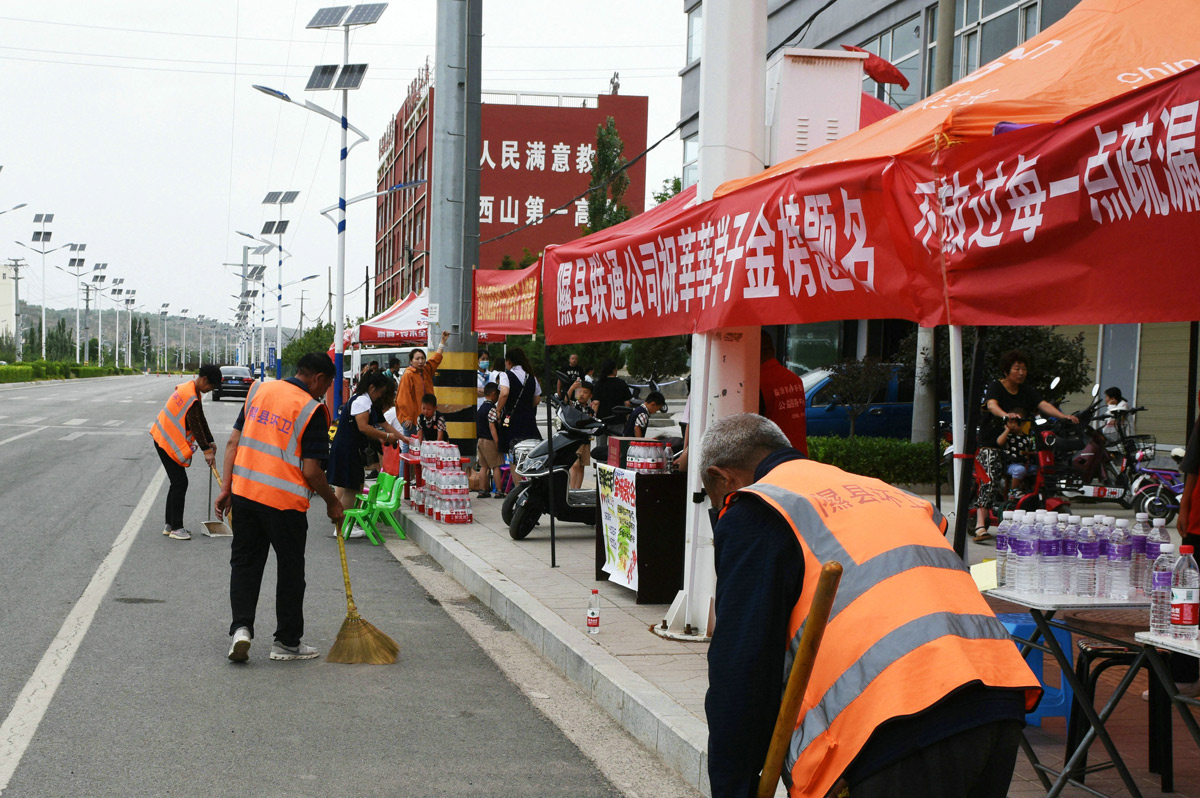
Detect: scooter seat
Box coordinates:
(565, 488, 597, 508)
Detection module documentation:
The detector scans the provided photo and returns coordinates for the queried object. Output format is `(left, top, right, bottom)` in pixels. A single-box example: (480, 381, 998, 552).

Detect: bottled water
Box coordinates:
(1040, 512, 1065, 594)
(1094, 516, 1111, 597)
(587, 589, 601, 634)
(1106, 519, 1134, 600)
(1171, 545, 1200, 641)
(1150, 543, 1177, 636)
(1145, 518, 1172, 594)
(1010, 514, 1041, 594)
(995, 511, 1014, 587)
(1062, 515, 1080, 593)
(1074, 518, 1100, 598)
(1130, 513, 1150, 596)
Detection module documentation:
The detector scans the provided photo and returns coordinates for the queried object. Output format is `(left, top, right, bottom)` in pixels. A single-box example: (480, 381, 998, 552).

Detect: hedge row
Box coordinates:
(0, 362, 139, 382)
(0, 365, 34, 383)
(807, 436, 943, 486)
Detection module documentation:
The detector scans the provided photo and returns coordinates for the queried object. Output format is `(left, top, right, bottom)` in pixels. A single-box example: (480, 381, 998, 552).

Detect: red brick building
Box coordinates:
(374, 67, 648, 314)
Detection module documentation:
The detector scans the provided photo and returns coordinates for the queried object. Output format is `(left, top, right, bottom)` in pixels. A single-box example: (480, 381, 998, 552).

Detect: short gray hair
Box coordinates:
(699, 413, 791, 475)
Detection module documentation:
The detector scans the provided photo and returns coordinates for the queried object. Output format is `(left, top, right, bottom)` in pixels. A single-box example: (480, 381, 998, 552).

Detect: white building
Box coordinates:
(0, 261, 16, 341)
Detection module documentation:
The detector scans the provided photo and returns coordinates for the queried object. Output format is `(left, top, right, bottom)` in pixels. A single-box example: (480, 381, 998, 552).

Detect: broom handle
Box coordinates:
(756, 560, 843, 798)
(335, 524, 359, 615)
(211, 464, 232, 527)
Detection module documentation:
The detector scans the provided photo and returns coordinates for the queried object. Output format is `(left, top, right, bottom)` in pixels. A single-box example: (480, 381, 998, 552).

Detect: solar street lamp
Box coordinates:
(124, 290, 137, 368)
(253, 2, 387, 407)
(15, 215, 76, 359)
(260, 190, 298, 379)
(159, 303, 169, 372)
(57, 246, 88, 362)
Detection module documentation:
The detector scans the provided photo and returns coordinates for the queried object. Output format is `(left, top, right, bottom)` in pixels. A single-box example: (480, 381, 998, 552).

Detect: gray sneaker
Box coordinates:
(228, 627, 251, 662)
(167, 528, 192, 540)
(162, 524, 171, 536)
(269, 641, 319, 661)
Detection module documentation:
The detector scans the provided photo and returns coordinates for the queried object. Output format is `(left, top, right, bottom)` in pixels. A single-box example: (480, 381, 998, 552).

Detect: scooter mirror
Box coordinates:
(1091, 383, 1100, 397)
(1050, 376, 1061, 391)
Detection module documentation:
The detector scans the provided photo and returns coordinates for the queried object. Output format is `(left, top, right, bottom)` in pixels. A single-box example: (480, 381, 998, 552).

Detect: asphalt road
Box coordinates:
(0, 375, 696, 797)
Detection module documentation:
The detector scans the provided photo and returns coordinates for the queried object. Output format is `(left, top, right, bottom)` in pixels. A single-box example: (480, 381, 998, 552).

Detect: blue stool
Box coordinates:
(995, 612, 1074, 727)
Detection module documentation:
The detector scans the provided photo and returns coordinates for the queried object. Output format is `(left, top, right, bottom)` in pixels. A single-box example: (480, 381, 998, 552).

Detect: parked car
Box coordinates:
(212, 365, 255, 402)
(802, 364, 949, 438)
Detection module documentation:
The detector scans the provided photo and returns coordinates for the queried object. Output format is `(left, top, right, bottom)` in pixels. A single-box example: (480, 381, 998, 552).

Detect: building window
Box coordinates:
(682, 134, 699, 189)
(686, 6, 703, 64)
(858, 15, 922, 110)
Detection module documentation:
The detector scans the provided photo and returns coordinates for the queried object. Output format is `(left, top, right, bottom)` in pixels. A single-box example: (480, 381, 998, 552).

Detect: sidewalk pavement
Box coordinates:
(390, 485, 1200, 797)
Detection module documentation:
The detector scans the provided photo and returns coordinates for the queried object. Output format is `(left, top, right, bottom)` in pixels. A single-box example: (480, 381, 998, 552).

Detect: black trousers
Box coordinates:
(154, 442, 188, 530)
(228, 495, 308, 646)
(845, 719, 1023, 798)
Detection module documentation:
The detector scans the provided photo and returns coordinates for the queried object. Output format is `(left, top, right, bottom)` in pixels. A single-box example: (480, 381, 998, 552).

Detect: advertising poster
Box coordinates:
(597, 464, 637, 591)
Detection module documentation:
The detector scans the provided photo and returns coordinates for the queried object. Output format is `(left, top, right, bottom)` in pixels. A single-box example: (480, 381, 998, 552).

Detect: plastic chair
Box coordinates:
(995, 612, 1074, 727)
(342, 477, 387, 545)
(368, 475, 406, 541)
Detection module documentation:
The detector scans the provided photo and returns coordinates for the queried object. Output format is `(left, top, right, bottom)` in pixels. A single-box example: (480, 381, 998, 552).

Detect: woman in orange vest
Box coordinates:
(395, 330, 451, 447)
(149, 365, 221, 541)
(700, 413, 1039, 798)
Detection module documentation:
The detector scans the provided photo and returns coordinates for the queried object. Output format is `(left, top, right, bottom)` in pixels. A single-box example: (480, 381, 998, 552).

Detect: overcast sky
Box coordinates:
(0, 1, 685, 335)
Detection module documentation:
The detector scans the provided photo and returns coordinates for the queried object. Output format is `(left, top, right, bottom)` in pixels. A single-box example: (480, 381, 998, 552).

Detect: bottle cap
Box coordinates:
(1153, 518, 1166, 526)
(591, 588, 599, 594)
(1002, 510, 1014, 519)
(1069, 516, 1081, 523)
(1116, 519, 1129, 527)
(1136, 513, 1149, 521)
(1182, 545, 1194, 555)
(1082, 517, 1095, 525)
(1162, 543, 1176, 553)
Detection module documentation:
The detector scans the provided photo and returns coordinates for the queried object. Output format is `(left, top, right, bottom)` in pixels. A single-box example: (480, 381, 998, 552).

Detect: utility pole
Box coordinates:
(4, 258, 27, 361)
(365, 264, 370, 319)
(298, 290, 307, 338)
(82, 284, 94, 365)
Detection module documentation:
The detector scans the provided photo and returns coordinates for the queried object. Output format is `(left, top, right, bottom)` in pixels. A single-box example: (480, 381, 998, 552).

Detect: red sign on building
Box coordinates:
(374, 77, 648, 315)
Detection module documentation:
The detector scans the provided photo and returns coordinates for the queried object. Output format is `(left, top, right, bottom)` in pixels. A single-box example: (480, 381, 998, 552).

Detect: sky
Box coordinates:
(0, 1, 686, 336)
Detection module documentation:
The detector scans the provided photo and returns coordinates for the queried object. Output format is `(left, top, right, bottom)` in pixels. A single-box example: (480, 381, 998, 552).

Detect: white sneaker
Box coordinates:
(167, 528, 192, 540)
(228, 627, 251, 662)
(347, 528, 366, 539)
(162, 524, 171, 536)
(269, 641, 319, 661)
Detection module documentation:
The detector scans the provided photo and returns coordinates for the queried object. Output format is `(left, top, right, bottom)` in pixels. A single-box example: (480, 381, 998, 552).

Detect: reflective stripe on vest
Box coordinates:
(231, 380, 327, 511)
(726, 459, 1040, 797)
(150, 381, 198, 466)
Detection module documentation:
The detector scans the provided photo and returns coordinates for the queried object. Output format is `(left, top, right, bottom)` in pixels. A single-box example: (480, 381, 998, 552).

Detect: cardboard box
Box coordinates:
(607, 437, 639, 469)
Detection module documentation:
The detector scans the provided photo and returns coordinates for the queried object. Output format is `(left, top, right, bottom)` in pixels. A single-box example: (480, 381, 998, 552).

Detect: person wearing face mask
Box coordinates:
(395, 330, 452, 446)
(477, 350, 501, 409)
(701, 413, 1039, 798)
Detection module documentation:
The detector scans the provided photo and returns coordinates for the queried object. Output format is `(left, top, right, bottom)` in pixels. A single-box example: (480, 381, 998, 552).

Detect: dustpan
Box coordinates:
(202, 464, 234, 537)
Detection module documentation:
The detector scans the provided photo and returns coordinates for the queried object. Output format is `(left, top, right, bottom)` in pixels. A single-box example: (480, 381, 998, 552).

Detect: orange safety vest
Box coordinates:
(231, 380, 329, 512)
(150, 380, 200, 466)
(760, 358, 808, 456)
(721, 458, 1040, 797)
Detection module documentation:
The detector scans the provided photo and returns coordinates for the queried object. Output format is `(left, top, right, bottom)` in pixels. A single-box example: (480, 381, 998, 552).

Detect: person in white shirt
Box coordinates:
(476, 350, 502, 408)
(1102, 386, 1130, 442)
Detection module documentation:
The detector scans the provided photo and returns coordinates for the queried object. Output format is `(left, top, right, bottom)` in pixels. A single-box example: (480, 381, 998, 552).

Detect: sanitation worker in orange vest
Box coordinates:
(759, 332, 808, 456)
(700, 414, 1040, 798)
(149, 364, 222, 541)
(215, 353, 343, 663)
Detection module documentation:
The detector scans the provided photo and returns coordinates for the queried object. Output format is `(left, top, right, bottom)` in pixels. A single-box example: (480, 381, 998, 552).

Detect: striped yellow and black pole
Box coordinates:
(434, 347, 479, 456)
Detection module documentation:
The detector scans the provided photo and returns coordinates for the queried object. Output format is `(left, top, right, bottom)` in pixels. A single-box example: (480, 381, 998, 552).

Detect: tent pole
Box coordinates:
(949, 325, 966, 554)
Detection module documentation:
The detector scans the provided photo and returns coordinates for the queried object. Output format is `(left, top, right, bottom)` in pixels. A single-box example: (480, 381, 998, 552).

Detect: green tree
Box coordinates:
(625, 335, 689, 380)
(0, 331, 16, 363)
(497, 248, 540, 271)
(46, 318, 73, 362)
(652, 176, 682, 205)
(583, 117, 631, 234)
(827, 357, 895, 437)
(282, 322, 334, 371)
(898, 326, 1091, 403)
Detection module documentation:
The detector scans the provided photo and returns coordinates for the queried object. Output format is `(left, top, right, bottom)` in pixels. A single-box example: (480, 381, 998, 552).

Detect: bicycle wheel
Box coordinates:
(1139, 485, 1178, 525)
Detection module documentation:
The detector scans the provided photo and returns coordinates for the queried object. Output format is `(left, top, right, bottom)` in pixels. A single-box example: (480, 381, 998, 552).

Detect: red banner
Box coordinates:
(473, 263, 541, 335)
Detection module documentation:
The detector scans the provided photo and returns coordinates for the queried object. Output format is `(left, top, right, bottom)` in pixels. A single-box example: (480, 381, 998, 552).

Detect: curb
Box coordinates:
(399, 510, 711, 796)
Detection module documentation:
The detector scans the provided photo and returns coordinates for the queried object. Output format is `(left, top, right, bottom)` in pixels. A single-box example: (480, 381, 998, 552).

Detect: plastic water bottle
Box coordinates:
(1150, 543, 1177, 636)
(995, 511, 1014, 587)
(1040, 512, 1065, 595)
(1171, 545, 1200, 640)
(1062, 515, 1081, 593)
(1010, 513, 1041, 594)
(1131, 513, 1150, 596)
(1094, 516, 1111, 597)
(587, 589, 601, 634)
(1107, 519, 1134, 600)
(1145, 518, 1171, 595)
(1074, 517, 1100, 598)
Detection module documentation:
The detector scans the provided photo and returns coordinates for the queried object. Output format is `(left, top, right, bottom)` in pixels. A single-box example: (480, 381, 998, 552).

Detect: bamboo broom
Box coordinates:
(326, 522, 399, 665)
(756, 561, 843, 798)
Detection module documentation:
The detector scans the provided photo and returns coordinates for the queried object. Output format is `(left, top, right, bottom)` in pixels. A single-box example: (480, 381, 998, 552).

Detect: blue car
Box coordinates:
(801, 365, 947, 438)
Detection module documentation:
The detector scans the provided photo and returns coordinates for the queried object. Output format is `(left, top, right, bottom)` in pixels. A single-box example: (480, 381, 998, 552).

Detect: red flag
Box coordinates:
(841, 44, 910, 91)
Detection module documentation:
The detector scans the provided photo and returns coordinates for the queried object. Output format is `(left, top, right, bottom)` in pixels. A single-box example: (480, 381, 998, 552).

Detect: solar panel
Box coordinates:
(306, 64, 339, 91)
(307, 6, 350, 28)
(44, 214, 54, 223)
(262, 222, 276, 235)
(280, 191, 299, 204)
(253, 245, 274, 256)
(33, 213, 44, 223)
(274, 220, 290, 235)
(263, 191, 282, 204)
(335, 64, 369, 90)
(345, 3, 387, 25)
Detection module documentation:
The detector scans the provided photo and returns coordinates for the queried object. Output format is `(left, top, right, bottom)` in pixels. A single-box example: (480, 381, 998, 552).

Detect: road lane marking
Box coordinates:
(63, 419, 88, 426)
(20, 417, 45, 424)
(0, 428, 45, 447)
(102, 420, 125, 427)
(143, 400, 157, 404)
(0, 468, 166, 794)
(91, 398, 106, 403)
(59, 432, 86, 441)
(119, 399, 132, 403)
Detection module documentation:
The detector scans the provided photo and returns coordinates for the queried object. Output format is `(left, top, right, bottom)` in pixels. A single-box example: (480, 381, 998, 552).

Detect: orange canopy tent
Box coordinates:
(541, 0, 1200, 345)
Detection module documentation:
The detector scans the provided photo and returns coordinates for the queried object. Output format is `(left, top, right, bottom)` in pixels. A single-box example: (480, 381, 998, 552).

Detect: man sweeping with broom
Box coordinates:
(215, 353, 346, 663)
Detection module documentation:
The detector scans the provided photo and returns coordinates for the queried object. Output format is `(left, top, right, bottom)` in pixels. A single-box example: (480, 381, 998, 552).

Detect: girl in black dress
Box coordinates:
(327, 372, 404, 522)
